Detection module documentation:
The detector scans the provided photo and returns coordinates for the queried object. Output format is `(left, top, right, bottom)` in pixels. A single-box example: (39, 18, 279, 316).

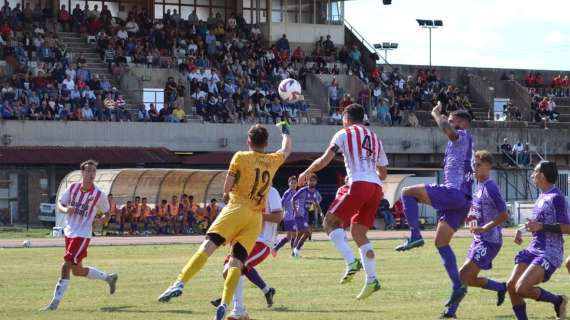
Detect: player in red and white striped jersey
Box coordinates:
(299, 104, 388, 300)
(41, 160, 118, 311)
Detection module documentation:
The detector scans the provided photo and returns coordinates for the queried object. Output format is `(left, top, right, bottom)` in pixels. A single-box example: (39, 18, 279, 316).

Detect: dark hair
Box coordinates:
(309, 173, 318, 181)
(450, 110, 472, 123)
(288, 175, 297, 183)
(142, 197, 147, 201)
(475, 150, 494, 166)
(80, 159, 98, 170)
(248, 124, 269, 147)
(161, 199, 168, 204)
(538, 161, 558, 184)
(211, 198, 217, 203)
(343, 103, 365, 123)
(135, 196, 140, 200)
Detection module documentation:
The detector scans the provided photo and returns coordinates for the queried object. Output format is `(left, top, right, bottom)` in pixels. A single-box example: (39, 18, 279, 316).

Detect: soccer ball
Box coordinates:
(22, 240, 31, 248)
(278, 78, 302, 102)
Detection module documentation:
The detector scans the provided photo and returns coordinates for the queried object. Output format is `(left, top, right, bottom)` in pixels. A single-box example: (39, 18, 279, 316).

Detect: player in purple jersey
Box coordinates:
(508, 161, 569, 320)
(291, 174, 322, 257)
(273, 176, 298, 256)
(395, 101, 474, 310)
(443, 151, 509, 318)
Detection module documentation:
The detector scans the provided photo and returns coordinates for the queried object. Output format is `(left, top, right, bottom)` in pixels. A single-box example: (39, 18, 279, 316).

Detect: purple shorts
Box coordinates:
(466, 240, 502, 270)
(514, 249, 556, 282)
(295, 216, 310, 231)
(282, 219, 297, 232)
(425, 184, 471, 231)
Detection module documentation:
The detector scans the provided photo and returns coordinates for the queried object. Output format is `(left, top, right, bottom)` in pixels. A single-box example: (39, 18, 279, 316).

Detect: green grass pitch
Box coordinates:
(1, 237, 568, 319)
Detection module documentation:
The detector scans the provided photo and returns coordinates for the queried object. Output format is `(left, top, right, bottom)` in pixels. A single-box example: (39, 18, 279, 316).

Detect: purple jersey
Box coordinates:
(471, 179, 507, 244)
(526, 187, 569, 268)
(443, 129, 474, 195)
(292, 186, 322, 218)
(281, 188, 296, 221)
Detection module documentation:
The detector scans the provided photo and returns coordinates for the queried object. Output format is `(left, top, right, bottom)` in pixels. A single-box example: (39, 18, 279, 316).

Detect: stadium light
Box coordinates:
(373, 42, 399, 64)
(382, 0, 392, 4)
(416, 18, 443, 67)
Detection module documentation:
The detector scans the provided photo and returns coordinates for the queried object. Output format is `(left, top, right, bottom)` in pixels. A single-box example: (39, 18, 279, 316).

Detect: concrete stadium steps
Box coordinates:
(551, 99, 570, 123)
(415, 102, 489, 126)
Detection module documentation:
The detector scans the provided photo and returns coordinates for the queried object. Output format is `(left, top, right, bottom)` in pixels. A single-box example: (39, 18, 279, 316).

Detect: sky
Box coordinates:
(344, 0, 570, 70)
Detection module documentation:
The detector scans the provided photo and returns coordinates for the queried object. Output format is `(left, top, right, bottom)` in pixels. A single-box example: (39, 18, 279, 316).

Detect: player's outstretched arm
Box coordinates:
(431, 101, 459, 141)
(276, 123, 292, 160)
(298, 148, 335, 186)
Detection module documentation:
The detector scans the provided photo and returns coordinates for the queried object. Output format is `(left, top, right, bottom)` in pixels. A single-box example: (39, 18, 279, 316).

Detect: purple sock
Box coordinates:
(446, 303, 458, 316)
(402, 195, 422, 240)
(245, 267, 267, 291)
(274, 237, 289, 251)
(437, 245, 461, 290)
(512, 303, 528, 320)
(482, 279, 506, 292)
(538, 288, 563, 306)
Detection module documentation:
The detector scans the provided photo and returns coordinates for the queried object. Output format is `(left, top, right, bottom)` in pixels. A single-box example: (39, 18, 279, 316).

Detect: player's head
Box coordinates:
(126, 200, 132, 207)
(134, 196, 141, 204)
(181, 194, 188, 201)
(161, 199, 168, 206)
(532, 161, 558, 188)
(80, 159, 98, 184)
(308, 173, 318, 187)
(247, 124, 269, 151)
(172, 195, 178, 203)
(142, 197, 147, 205)
(474, 150, 493, 181)
(288, 175, 298, 189)
(449, 110, 471, 130)
(210, 198, 217, 204)
(342, 103, 365, 127)
(189, 195, 194, 202)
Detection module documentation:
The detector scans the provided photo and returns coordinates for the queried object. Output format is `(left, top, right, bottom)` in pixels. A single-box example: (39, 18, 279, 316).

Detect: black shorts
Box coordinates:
(308, 209, 316, 225)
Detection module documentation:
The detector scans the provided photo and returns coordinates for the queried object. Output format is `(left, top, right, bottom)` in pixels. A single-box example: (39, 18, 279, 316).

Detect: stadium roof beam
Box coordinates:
(416, 18, 443, 67)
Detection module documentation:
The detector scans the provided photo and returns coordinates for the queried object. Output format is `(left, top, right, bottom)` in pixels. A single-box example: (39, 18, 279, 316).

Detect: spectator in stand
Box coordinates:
(349, 45, 361, 67)
(329, 109, 342, 125)
(148, 103, 160, 122)
(276, 34, 290, 53)
(292, 46, 305, 63)
(328, 79, 339, 115)
(338, 93, 353, 113)
(136, 104, 149, 122)
(504, 101, 522, 121)
(58, 5, 71, 32)
(376, 98, 392, 126)
(205, 199, 220, 226)
(323, 35, 336, 56)
(269, 97, 283, 123)
(500, 138, 513, 166)
(172, 104, 186, 122)
(512, 141, 526, 166)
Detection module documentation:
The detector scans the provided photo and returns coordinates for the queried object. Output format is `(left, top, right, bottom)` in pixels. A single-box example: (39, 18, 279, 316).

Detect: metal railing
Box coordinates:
(344, 19, 391, 68)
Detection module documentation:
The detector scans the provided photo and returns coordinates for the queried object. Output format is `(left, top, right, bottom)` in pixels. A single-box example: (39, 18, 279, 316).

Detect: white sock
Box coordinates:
(329, 228, 356, 265)
(87, 267, 109, 281)
(51, 278, 69, 303)
(232, 276, 245, 313)
(261, 285, 270, 294)
(359, 243, 377, 283)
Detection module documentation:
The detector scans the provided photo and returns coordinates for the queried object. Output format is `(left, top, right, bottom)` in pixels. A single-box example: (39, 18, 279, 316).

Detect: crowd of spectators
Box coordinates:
(529, 88, 560, 124)
(95, 193, 221, 236)
(0, 2, 136, 121)
(499, 138, 531, 167)
(526, 72, 570, 97)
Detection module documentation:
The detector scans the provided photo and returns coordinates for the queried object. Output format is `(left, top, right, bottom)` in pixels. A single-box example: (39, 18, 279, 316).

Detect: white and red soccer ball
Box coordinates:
(278, 78, 302, 102)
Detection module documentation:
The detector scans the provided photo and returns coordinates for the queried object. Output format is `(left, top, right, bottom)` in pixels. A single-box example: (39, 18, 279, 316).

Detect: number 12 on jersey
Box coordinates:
(249, 168, 270, 204)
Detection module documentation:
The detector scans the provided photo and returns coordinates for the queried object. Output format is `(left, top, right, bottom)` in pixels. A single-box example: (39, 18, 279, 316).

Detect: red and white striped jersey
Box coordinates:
(330, 124, 388, 186)
(258, 187, 282, 247)
(59, 182, 109, 238)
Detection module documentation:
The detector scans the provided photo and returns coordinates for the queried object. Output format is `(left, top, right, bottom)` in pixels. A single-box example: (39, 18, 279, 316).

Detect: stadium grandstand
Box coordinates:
(0, 0, 568, 227)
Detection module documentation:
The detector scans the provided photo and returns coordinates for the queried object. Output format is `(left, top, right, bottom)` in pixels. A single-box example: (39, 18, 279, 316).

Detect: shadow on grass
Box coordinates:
(271, 306, 377, 313)
(100, 305, 194, 314)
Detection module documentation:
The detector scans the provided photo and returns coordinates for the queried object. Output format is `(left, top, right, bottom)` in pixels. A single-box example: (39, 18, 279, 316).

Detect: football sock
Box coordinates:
(261, 286, 270, 294)
(87, 267, 109, 281)
(232, 276, 245, 313)
(482, 279, 506, 292)
(437, 245, 461, 290)
(296, 236, 307, 250)
(222, 267, 241, 306)
(359, 242, 377, 283)
(512, 303, 528, 320)
(446, 303, 459, 316)
(290, 237, 296, 250)
(402, 195, 422, 240)
(50, 278, 69, 303)
(245, 268, 267, 291)
(329, 228, 356, 265)
(177, 250, 209, 284)
(537, 288, 563, 305)
(274, 237, 289, 251)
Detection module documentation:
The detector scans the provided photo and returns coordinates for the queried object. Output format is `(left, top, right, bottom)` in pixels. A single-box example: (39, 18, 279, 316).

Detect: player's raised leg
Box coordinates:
(158, 234, 221, 302)
(395, 184, 431, 251)
(323, 213, 360, 284)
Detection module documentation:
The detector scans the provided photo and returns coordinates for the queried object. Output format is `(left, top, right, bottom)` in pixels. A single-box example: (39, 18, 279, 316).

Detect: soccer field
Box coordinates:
(1, 237, 568, 320)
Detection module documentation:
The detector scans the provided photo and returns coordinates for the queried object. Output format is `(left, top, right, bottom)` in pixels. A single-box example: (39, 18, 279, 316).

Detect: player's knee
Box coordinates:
(231, 242, 248, 265)
(506, 278, 517, 293)
(70, 265, 83, 276)
(514, 282, 531, 297)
